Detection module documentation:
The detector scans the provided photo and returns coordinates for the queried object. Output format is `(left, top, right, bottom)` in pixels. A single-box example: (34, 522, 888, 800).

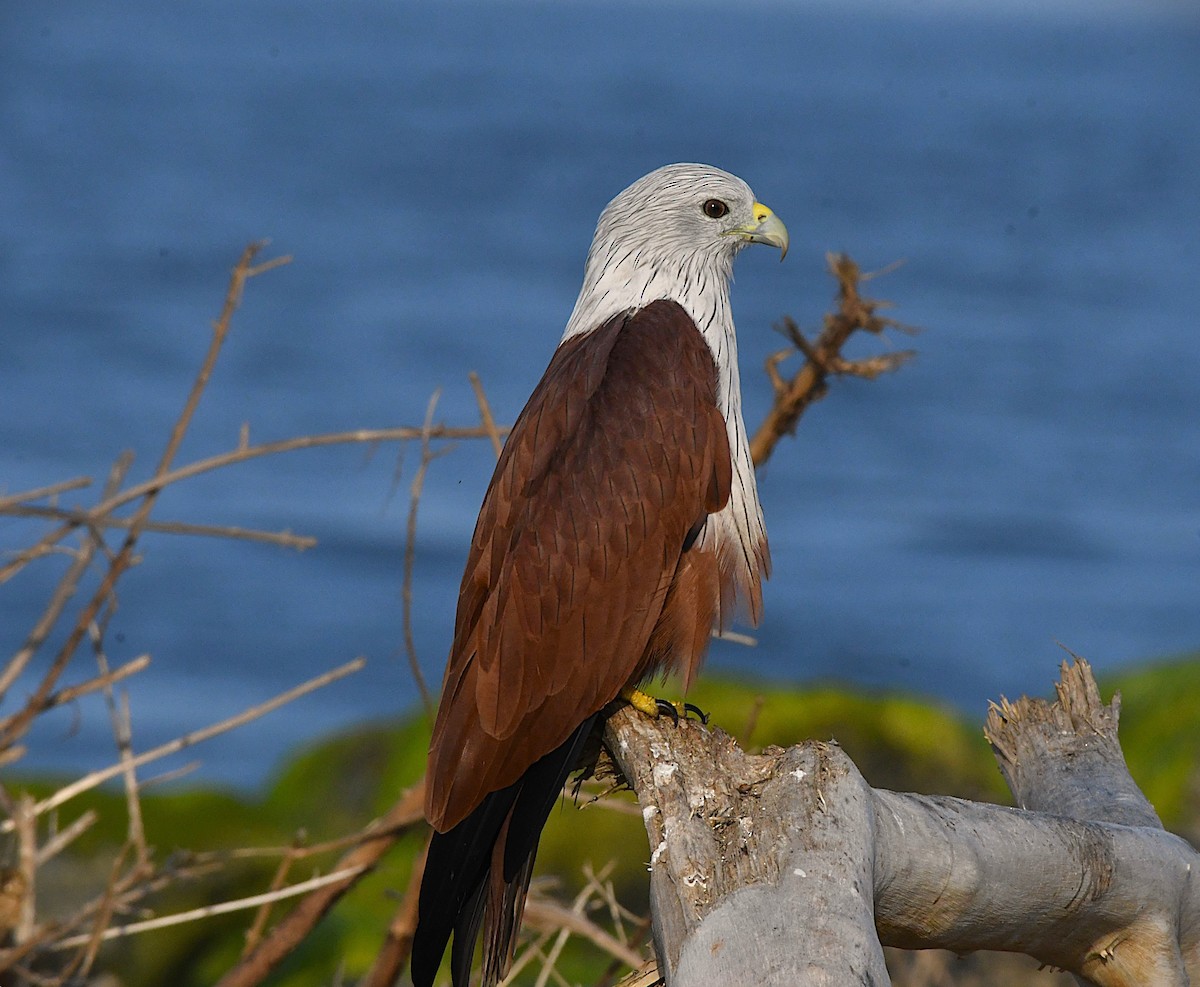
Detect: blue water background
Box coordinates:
(2, 0, 1198, 787)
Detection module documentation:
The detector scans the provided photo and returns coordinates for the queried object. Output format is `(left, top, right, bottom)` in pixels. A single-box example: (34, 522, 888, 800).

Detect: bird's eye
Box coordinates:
(702, 198, 729, 219)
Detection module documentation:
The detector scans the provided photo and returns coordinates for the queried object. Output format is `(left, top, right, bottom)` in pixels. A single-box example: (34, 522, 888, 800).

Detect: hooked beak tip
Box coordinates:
(738, 203, 789, 260)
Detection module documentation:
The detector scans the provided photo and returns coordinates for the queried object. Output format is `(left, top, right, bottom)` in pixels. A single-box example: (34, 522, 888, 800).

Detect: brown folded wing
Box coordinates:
(426, 298, 732, 832)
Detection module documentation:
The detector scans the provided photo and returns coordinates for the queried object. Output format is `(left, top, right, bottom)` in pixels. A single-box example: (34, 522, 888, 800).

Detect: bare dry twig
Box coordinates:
(0, 543, 99, 704)
(524, 896, 645, 972)
(3, 504, 316, 551)
(0, 244, 289, 752)
(502, 863, 646, 987)
(1, 243, 483, 985)
(51, 866, 368, 952)
(215, 782, 427, 987)
(27, 654, 151, 719)
(0, 423, 510, 589)
(749, 252, 917, 467)
(240, 837, 306, 960)
(403, 391, 451, 719)
(0, 657, 367, 834)
(469, 370, 505, 460)
(0, 477, 93, 513)
(0, 654, 370, 979)
(34, 811, 98, 868)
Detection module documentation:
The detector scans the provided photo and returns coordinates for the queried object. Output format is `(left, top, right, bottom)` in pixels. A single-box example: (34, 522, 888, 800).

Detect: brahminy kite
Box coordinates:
(410, 163, 787, 986)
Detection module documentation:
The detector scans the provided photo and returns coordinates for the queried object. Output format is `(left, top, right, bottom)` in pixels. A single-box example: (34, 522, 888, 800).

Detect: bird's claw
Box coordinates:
(621, 688, 709, 725)
(654, 698, 709, 725)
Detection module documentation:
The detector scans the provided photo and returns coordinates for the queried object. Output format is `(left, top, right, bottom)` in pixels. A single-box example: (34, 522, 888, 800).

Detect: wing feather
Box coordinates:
(426, 299, 731, 831)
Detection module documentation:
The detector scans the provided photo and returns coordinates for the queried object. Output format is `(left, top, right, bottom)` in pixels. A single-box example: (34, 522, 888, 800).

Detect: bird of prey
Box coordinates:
(410, 163, 787, 986)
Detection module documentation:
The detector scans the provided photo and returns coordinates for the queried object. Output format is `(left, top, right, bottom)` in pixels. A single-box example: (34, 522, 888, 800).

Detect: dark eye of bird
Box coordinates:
(702, 198, 729, 219)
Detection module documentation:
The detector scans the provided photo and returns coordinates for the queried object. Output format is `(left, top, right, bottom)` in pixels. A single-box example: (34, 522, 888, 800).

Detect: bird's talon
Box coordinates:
(621, 688, 706, 725)
(655, 698, 680, 724)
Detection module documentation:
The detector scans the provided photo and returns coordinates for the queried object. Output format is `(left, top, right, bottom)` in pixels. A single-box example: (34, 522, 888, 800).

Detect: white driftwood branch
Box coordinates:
(603, 660, 1200, 986)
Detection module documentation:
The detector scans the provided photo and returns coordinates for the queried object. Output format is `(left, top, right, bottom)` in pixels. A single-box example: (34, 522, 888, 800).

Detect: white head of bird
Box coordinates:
(562, 162, 788, 346)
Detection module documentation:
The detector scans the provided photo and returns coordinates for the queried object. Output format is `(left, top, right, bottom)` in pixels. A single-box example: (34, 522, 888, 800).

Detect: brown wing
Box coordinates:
(425, 299, 732, 831)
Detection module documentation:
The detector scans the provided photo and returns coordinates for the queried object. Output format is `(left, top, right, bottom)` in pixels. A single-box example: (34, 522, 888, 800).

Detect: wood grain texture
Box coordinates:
(985, 658, 1162, 829)
(604, 710, 887, 985)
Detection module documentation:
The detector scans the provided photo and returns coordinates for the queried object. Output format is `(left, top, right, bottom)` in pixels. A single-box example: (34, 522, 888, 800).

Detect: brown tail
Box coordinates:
(411, 714, 599, 986)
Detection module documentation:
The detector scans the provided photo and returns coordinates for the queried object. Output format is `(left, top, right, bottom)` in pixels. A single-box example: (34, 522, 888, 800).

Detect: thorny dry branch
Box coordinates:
(0, 244, 909, 985)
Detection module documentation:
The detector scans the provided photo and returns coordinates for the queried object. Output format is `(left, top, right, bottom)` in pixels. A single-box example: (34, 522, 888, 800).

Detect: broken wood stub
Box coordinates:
(985, 658, 1161, 829)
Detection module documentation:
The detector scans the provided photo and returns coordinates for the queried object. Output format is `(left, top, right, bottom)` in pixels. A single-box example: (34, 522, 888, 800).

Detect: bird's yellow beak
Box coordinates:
(727, 202, 789, 260)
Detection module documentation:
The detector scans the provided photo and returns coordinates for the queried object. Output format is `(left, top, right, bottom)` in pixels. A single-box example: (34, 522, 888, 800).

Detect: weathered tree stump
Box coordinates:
(603, 659, 1200, 986)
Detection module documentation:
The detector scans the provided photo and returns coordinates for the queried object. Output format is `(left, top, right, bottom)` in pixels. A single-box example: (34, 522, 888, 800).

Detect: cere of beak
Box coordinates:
(728, 202, 789, 260)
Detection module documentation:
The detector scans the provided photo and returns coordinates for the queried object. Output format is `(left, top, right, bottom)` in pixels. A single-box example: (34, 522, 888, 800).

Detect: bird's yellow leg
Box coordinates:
(621, 687, 664, 717)
(620, 687, 709, 724)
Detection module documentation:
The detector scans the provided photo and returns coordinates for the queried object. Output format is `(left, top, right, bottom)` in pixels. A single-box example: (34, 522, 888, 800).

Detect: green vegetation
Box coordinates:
(9, 655, 1197, 985)
(1104, 653, 1200, 830)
